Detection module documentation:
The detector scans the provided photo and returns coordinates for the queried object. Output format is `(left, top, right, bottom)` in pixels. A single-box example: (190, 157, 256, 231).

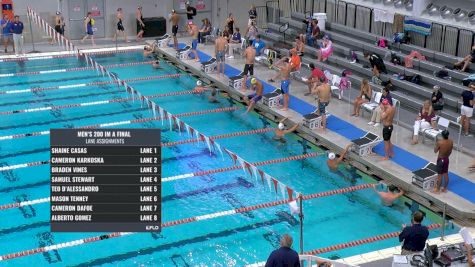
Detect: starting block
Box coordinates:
(154, 34, 170, 48)
(351, 132, 382, 156)
(302, 109, 330, 129)
(201, 58, 217, 73)
(229, 75, 244, 89)
(262, 89, 282, 108)
(412, 162, 438, 191)
(176, 45, 191, 60)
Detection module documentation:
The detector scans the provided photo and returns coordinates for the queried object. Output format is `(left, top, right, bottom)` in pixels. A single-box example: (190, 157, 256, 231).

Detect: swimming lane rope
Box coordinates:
(0, 88, 208, 116)
(0, 146, 311, 211)
(0, 47, 143, 63)
(0, 61, 155, 78)
(0, 73, 183, 96)
(0, 184, 373, 261)
(303, 223, 441, 255)
(0, 106, 239, 142)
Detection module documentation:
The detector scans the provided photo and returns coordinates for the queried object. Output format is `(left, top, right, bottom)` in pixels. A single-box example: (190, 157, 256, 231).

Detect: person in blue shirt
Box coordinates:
(1, 14, 12, 53)
(10, 15, 24, 56)
(253, 35, 266, 56)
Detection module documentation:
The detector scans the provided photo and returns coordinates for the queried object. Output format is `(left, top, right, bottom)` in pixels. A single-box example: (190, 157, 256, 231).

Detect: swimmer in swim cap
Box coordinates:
(273, 117, 299, 142)
(244, 78, 264, 114)
(327, 143, 353, 171)
(193, 80, 205, 93)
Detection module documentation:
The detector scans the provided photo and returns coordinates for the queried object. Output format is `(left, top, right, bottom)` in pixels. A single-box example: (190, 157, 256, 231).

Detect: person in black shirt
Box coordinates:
(399, 211, 429, 255)
(364, 52, 387, 77)
(248, 4, 257, 26)
(186, 1, 196, 22)
(226, 13, 235, 35)
(460, 82, 475, 136)
(431, 85, 444, 112)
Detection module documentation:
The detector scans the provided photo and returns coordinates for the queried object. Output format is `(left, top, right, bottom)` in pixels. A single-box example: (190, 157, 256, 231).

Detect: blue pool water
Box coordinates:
(0, 51, 457, 266)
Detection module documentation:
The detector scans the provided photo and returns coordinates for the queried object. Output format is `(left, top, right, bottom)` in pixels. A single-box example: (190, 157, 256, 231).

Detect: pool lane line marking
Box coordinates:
(0, 47, 143, 63)
(0, 183, 375, 261)
(0, 61, 156, 78)
(0, 88, 208, 116)
(162, 152, 319, 182)
(0, 73, 183, 96)
(0, 106, 239, 142)
(0, 127, 272, 173)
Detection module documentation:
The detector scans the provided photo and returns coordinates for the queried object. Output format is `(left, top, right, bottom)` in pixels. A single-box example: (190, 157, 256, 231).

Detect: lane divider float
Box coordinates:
(0, 184, 374, 261)
(0, 74, 183, 96)
(0, 106, 239, 142)
(0, 61, 155, 78)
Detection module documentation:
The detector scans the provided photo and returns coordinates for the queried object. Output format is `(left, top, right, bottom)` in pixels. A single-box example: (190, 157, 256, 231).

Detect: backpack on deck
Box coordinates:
(462, 74, 475, 86)
(435, 68, 450, 80)
(410, 74, 421, 85)
(390, 53, 402, 65)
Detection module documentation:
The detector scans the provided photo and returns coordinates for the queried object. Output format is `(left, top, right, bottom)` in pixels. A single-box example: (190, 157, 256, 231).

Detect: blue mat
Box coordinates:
(171, 43, 475, 204)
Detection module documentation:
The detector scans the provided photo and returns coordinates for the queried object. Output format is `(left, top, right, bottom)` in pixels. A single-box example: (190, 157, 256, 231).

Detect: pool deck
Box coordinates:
(150, 37, 475, 227)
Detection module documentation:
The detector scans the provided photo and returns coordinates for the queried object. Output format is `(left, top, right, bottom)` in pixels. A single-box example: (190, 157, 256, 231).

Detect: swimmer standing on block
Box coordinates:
(327, 144, 352, 171)
(273, 118, 298, 142)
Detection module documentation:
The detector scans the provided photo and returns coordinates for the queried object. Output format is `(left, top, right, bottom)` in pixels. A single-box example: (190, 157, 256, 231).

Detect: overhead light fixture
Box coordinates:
(426, 3, 440, 16)
(453, 8, 467, 22)
(383, 0, 393, 5)
(394, 0, 404, 8)
(404, 0, 413, 11)
(440, 5, 454, 19)
(468, 11, 475, 25)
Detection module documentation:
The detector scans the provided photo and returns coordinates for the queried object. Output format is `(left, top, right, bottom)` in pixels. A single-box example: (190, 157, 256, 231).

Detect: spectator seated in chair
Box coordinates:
(411, 100, 437, 145)
(198, 18, 211, 43)
(352, 79, 372, 117)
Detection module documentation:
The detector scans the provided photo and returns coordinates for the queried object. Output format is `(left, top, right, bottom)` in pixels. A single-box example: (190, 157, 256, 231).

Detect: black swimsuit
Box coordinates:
(137, 15, 145, 31)
(117, 18, 124, 31)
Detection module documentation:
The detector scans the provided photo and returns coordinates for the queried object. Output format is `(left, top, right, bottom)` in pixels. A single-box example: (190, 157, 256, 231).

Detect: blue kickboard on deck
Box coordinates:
(172, 43, 475, 203)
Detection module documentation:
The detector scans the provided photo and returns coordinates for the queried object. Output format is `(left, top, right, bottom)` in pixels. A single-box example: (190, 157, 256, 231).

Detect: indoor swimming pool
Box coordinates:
(0, 49, 458, 266)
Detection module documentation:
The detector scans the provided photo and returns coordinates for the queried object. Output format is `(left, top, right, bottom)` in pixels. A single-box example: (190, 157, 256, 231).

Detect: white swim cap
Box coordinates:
(278, 123, 285, 130)
(328, 152, 336, 160)
(196, 80, 202, 86)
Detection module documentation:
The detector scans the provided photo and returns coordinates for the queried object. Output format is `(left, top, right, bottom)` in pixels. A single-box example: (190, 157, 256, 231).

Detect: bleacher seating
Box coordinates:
(259, 11, 475, 132)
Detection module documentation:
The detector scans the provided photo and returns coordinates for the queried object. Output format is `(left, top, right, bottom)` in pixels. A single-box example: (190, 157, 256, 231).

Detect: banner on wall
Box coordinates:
(196, 0, 205, 10)
(179, 0, 186, 10)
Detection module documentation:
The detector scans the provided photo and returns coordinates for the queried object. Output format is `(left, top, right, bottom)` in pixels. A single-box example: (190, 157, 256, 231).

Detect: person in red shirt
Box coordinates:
(304, 63, 325, 96)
